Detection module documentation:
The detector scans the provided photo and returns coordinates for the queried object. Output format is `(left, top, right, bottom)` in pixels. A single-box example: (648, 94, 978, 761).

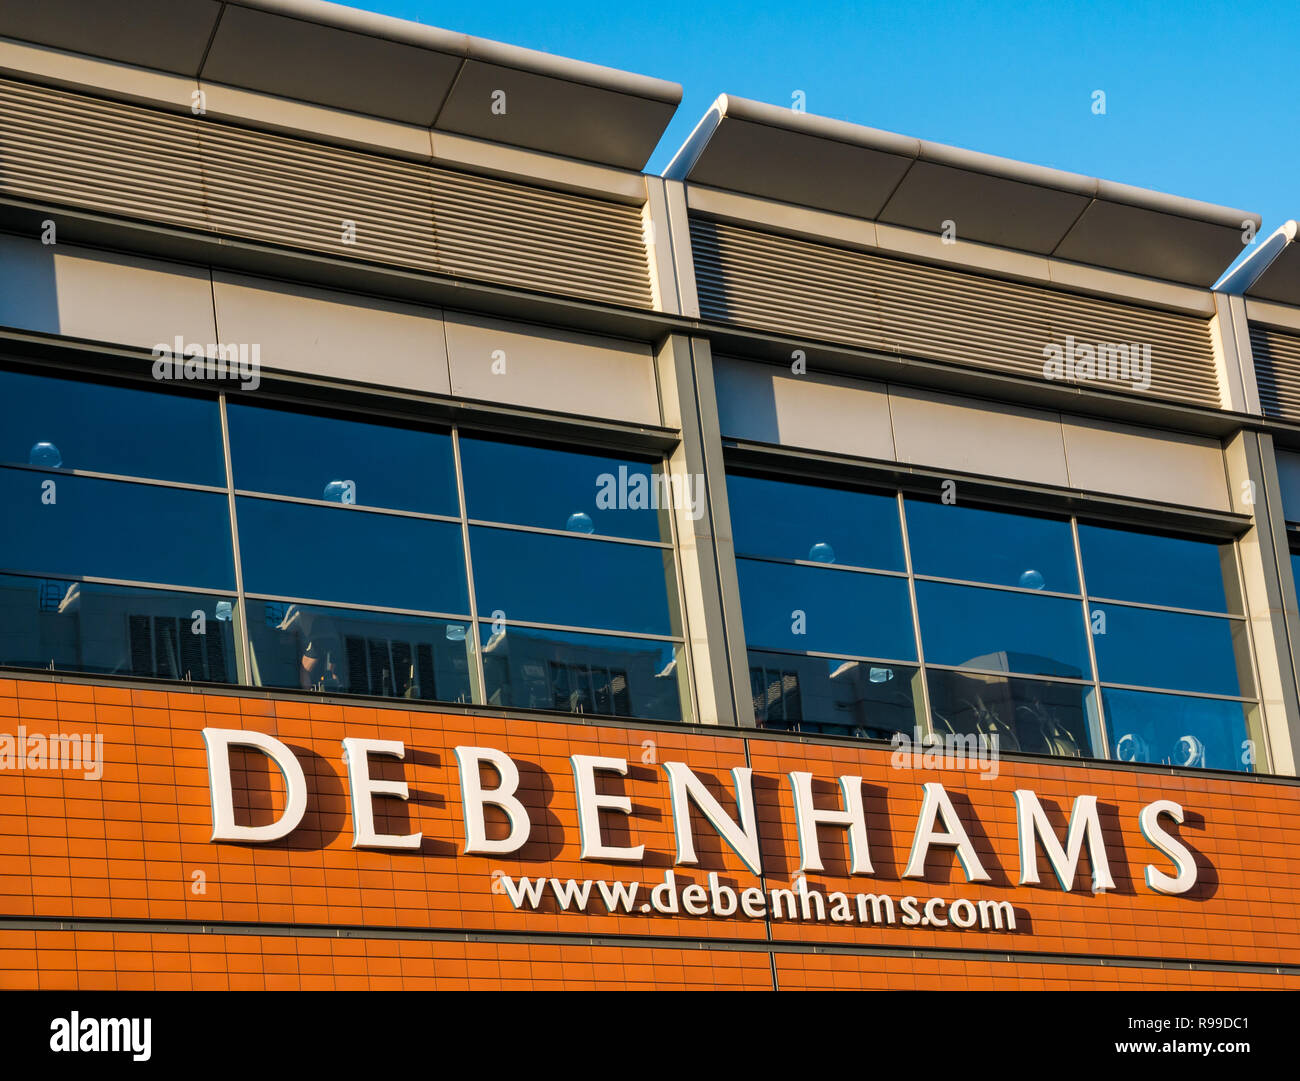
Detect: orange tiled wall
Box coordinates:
(3, 676, 1300, 989)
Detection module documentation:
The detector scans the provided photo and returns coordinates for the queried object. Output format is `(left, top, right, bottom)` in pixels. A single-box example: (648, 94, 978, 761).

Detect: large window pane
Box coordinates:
(470, 527, 677, 636)
(1103, 688, 1253, 772)
(0, 575, 237, 682)
(736, 560, 916, 661)
(1092, 604, 1250, 697)
(237, 498, 468, 613)
(1079, 523, 1236, 613)
(481, 624, 682, 722)
(0, 368, 224, 485)
(460, 436, 669, 542)
(916, 580, 1090, 678)
(749, 650, 922, 740)
(227, 403, 457, 515)
(0, 468, 235, 590)
(905, 498, 1078, 593)
(728, 473, 904, 571)
(928, 669, 1097, 758)
(247, 600, 472, 702)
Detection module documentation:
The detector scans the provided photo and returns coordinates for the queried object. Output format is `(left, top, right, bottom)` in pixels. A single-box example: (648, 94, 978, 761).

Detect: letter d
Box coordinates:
(202, 728, 308, 842)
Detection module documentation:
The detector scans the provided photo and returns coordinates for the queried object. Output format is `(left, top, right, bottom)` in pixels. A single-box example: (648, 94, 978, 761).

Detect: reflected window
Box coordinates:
(0, 574, 237, 682)
(750, 650, 922, 740)
(460, 436, 670, 542)
(237, 497, 468, 614)
(481, 624, 682, 722)
(0, 367, 224, 485)
(246, 600, 472, 702)
(1104, 688, 1253, 772)
(728, 473, 904, 570)
(915, 581, 1090, 678)
(0, 468, 235, 590)
(906, 498, 1078, 593)
(227, 403, 458, 515)
(928, 670, 1097, 758)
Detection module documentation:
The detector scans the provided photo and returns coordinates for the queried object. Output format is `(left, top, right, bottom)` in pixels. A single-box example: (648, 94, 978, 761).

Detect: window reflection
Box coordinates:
(480, 624, 682, 721)
(0, 574, 237, 682)
(1079, 523, 1236, 613)
(749, 650, 922, 740)
(1091, 604, 1250, 697)
(906, 498, 1078, 593)
(928, 670, 1097, 757)
(247, 600, 472, 702)
(1103, 688, 1253, 772)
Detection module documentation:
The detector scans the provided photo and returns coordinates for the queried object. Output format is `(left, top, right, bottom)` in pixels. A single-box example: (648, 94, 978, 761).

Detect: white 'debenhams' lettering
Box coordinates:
(201, 728, 1201, 897)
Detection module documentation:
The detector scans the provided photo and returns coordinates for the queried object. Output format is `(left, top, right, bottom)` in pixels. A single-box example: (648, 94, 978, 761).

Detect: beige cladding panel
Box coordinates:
(889, 386, 1070, 487)
(713, 355, 894, 460)
(211, 272, 450, 395)
(0, 233, 215, 349)
(1062, 416, 1229, 511)
(444, 312, 659, 425)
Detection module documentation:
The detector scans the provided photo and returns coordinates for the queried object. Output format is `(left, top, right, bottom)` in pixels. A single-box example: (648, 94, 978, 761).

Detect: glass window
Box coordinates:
(1079, 523, 1236, 613)
(227, 403, 458, 516)
(236, 497, 468, 614)
(246, 600, 472, 702)
(0, 368, 225, 486)
(470, 526, 678, 637)
(1103, 688, 1253, 772)
(1091, 604, 1250, 697)
(480, 624, 682, 722)
(0, 574, 237, 682)
(927, 670, 1097, 758)
(460, 436, 671, 542)
(749, 650, 922, 740)
(0, 468, 235, 590)
(915, 580, 1090, 679)
(728, 473, 904, 570)
(736, 560, 916, 661)
(905, 498, 1078, 593)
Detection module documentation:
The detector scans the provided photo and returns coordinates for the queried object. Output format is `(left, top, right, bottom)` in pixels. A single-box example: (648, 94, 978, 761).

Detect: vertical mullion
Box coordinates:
(217, 392, 253, 686)
(451, 427, 486, 705)
(1071, 515, 1110, 760)
(656, 452, 699, 725)
(896, 491, 933, 740)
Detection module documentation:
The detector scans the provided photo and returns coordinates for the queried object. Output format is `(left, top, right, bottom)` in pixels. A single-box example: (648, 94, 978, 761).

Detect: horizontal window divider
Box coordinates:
(479, 617, 684, 644)
(242, 593, 472, 622)
(734, 552, 907, 576)
(746, 646, 918, 667)
(1085, 595, 1244, 620)
(0, 461, 227, 494)
(1097, 681, 1256, 704)
(923, 661, 1094, 686)
(467, 519, 673, 548)
(232, 489, 462, 523)
(0, 568, 236, 597)
(913, 573, 1082, 600)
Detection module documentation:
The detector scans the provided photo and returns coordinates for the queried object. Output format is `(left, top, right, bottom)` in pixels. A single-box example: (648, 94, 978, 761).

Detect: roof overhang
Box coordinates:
(1218, 222, 1300, 306)
(0, 0, 682, 170)
(666, 95, 1259, 288)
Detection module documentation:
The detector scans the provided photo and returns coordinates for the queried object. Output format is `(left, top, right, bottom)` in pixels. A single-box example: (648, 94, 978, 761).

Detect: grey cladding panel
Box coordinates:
(1250, 323, 1300, 423)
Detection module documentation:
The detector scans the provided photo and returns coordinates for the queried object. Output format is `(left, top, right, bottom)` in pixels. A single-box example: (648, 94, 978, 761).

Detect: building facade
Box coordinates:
(1, 0, 1300, 990)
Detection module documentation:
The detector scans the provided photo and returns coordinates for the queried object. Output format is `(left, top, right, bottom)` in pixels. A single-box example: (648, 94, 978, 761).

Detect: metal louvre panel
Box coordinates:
(198, 121, 439, 272)
(429, 169, 653, 308)
(1250, 323, 1300, 422)
(0, 78, 207, 230)
(0, 76, 653, 308)
(692, 217, 1220, 408)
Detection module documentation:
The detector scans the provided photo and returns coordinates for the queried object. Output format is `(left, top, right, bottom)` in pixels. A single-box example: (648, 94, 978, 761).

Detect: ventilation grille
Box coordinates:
(691, 217, 1220, 408)
(0, 77, 652, 308)
(1250, 323, 1300, 422)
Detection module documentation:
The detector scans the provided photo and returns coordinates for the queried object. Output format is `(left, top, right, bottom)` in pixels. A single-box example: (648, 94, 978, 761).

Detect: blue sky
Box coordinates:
(357, 0, 1297, 250)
